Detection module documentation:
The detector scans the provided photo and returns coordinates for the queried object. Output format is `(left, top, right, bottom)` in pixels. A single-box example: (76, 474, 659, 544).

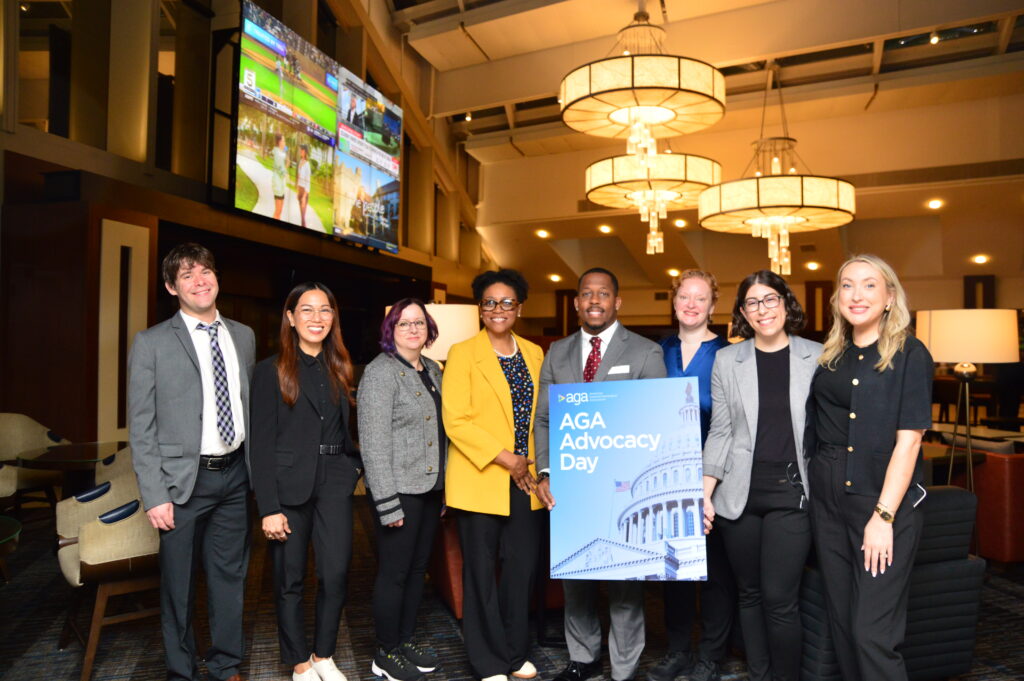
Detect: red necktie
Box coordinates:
(584, 336, 602, 382)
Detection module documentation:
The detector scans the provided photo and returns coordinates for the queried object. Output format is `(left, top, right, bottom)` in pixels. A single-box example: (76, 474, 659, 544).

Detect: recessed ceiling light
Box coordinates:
(927, 199, 944, 210)
(465, 111, 472, 122)
(673, 219, 687, 228)
(667, 268, 681, 277)
(971, 254, 990, 265)
(549, 274, 563, 282)
(535, 229, 550, 238)
(929, 31, 940, 45)
(805, 261, 821, 271)
(598, 224, 613, 234)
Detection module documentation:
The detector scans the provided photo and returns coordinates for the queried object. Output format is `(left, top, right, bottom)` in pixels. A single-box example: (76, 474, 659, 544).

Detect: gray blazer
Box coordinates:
(128, 313, 255, 511)
(357, 352, 445, 525)
(535, 324, 666, 472)
(702, 335, 823, 520)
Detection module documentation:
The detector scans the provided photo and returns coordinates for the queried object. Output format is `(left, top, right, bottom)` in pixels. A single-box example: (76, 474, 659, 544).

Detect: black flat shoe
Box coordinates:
(552, 660, 602, 681)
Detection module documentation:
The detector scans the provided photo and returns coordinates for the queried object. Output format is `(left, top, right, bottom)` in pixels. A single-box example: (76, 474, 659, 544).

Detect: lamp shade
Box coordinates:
(916, 309, 1020, 364)
(421, 304, 480, 362)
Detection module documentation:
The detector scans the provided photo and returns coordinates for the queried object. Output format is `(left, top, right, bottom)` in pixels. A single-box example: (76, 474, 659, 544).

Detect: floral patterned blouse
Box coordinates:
(496, 350, 534, 457)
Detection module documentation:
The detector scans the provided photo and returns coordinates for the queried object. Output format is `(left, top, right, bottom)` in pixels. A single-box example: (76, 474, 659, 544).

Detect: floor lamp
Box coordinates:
(421, 304, 480, 366)
(916, 309, 1020, 492)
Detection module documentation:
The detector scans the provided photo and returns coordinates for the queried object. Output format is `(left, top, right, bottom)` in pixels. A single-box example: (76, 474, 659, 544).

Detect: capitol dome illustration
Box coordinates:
(551, 382, 707, 581)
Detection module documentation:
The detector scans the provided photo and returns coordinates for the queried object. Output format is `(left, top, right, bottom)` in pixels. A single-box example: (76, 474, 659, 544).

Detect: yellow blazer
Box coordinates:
(442, 329, 545, 515)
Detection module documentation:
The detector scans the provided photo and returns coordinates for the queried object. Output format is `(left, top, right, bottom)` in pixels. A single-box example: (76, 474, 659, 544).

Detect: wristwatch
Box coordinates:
(537, 471, 550, 481)
(874, 503, 894, 524)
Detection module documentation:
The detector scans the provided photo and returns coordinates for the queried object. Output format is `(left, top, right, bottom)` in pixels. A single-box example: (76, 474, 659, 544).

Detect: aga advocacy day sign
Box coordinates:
(549, 377, 707, 581)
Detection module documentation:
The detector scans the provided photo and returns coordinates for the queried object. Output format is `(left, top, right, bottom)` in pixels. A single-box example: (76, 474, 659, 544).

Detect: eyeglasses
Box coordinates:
(743, 293, 782, 313)
(480, 298, 518, 311)
(395, 320, 427, 332)
(297, 306, 334, 319)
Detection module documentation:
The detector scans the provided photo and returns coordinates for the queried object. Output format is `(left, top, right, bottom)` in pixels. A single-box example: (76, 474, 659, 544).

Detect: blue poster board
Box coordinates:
(549, 377, 707, 581)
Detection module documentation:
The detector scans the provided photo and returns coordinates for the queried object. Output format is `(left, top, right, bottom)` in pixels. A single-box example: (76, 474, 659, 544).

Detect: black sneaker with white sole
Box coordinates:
(399, 642, 438, 672)
(371, 647, 425, 681)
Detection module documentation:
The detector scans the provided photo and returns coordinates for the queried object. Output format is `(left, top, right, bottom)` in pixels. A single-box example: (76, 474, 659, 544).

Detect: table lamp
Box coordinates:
(916, 309, 1020, 491)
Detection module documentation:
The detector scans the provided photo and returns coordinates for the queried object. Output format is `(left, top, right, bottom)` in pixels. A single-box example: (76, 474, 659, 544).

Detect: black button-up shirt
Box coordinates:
(809, 336, 933, 497)
(299, 350, 344, 446)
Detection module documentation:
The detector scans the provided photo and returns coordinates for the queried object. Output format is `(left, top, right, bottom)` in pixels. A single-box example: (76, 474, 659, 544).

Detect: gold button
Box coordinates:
(845, 481, 852, 487)
(416, 391, 422, 396)
(428, 441, 433, 447)
(427, 466, 433, 472)
(400, 371, 406, 376)
(850, 412, 856, 419)
(852, 378, 859, 386)
(847, 446, 854, 452)
(858, 354, 864, 360)
(426, 415, 431, 421)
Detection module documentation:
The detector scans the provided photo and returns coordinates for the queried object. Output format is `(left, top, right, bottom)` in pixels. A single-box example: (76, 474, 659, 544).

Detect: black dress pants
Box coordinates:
(159, 454, 250, 681)
(809, 446, 923, 681)
(372, 490, 443, 651)
(270, 454, 358, 666)
(717, 461, 810, 681)
(457, 482, 542, 679)
(662, 526, 737, 661)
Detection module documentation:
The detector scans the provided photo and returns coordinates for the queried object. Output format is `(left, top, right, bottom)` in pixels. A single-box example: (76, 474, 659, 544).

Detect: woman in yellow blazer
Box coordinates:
(442, 269, 545, 681)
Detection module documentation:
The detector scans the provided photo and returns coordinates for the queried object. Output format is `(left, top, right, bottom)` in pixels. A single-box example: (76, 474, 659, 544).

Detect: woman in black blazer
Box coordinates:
(250, 282, 360, 681)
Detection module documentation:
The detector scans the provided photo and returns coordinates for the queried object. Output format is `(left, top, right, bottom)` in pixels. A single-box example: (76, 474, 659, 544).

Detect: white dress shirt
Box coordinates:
(180, 310, 245, 455)
(579, 320, 620, 374)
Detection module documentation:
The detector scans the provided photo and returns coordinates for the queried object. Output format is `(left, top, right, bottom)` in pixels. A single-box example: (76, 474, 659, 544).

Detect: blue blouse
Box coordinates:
(659, 334, 730, 445)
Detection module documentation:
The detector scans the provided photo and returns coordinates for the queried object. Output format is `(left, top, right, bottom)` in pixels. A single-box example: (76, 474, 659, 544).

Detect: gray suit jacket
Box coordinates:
(702, 335, 822, 520)
(128, 313, 256, 510)
(535, 324, 667, 472)
(357, 352, 446, 525)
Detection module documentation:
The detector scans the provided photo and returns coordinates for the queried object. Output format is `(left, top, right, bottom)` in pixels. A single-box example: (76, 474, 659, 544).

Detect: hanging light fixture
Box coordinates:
(698, 65, 855, 275)
(559, 1, 726, 164)
(585, 152, 721, 254)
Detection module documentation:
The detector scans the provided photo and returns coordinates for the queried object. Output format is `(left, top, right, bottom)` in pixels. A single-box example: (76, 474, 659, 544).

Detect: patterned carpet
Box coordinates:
(1, 498, 1021, 681)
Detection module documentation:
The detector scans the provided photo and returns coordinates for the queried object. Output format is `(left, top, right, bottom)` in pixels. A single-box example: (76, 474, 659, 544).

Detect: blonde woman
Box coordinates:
(807, 255, 933, 681)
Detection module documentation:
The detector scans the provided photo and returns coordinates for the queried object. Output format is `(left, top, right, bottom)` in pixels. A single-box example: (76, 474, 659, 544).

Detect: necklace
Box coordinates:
(493, 336, 519, 358)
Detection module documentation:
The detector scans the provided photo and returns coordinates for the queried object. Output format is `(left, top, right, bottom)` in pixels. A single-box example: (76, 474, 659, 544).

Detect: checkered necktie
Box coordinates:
(583, 336, 602, 383)
(196, 321, 235, 445)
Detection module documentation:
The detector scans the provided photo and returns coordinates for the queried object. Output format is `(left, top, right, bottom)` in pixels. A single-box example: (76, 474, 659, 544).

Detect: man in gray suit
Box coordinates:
(128, 243, 256, 681)
(535, 267, 667, 681)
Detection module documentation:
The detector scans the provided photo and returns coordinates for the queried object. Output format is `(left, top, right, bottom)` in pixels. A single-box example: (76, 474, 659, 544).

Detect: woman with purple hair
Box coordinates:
(357, 298, 445, 681)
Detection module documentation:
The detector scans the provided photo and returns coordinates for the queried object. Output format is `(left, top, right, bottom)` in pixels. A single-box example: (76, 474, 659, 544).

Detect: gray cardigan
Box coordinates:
(702, 335, 822, 520)
(357, 352, 446, 525)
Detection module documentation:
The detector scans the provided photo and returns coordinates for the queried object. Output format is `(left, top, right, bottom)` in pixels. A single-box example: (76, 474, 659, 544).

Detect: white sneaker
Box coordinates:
(512, 661, 537, 679)
(481, 676, 508, 681)
(293, 666, 319, 681)
(310, 656, 348, 681)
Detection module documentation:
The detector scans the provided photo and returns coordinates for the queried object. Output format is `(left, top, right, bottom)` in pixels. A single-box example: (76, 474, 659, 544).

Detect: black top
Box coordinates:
(396, 354, 446, 491)
(298, 350, 344, 446)
(809, 336, 934, 498)
(813, 342, 862, 446)
(754, 346, 797, 462)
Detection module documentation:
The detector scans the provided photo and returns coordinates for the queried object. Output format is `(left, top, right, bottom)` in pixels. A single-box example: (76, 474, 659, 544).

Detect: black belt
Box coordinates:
(319, 444, 346, 455)
(199, 449, 241, 471)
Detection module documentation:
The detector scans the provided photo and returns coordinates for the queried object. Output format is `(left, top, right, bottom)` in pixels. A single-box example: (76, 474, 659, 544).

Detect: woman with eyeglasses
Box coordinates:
(250, 282, 358, 681)
(357, 298, 446, 681)
(808, 255, 932, 681)
(442, 269, 545, 681)
(702, 270, 821, 681)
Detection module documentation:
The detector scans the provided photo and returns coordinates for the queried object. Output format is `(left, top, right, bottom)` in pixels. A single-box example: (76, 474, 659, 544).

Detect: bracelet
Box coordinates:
(874, 504, 895, 524)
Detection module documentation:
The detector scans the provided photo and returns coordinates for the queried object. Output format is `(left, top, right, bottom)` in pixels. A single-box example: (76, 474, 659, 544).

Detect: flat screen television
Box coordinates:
(234, 0, 401, 253)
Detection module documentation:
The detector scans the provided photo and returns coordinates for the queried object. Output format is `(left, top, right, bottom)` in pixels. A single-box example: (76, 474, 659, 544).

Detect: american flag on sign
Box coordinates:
(614, 480, 631, 492)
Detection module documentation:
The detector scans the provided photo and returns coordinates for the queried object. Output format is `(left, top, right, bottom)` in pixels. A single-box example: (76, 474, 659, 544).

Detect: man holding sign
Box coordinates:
(535, 268, 666, 681)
